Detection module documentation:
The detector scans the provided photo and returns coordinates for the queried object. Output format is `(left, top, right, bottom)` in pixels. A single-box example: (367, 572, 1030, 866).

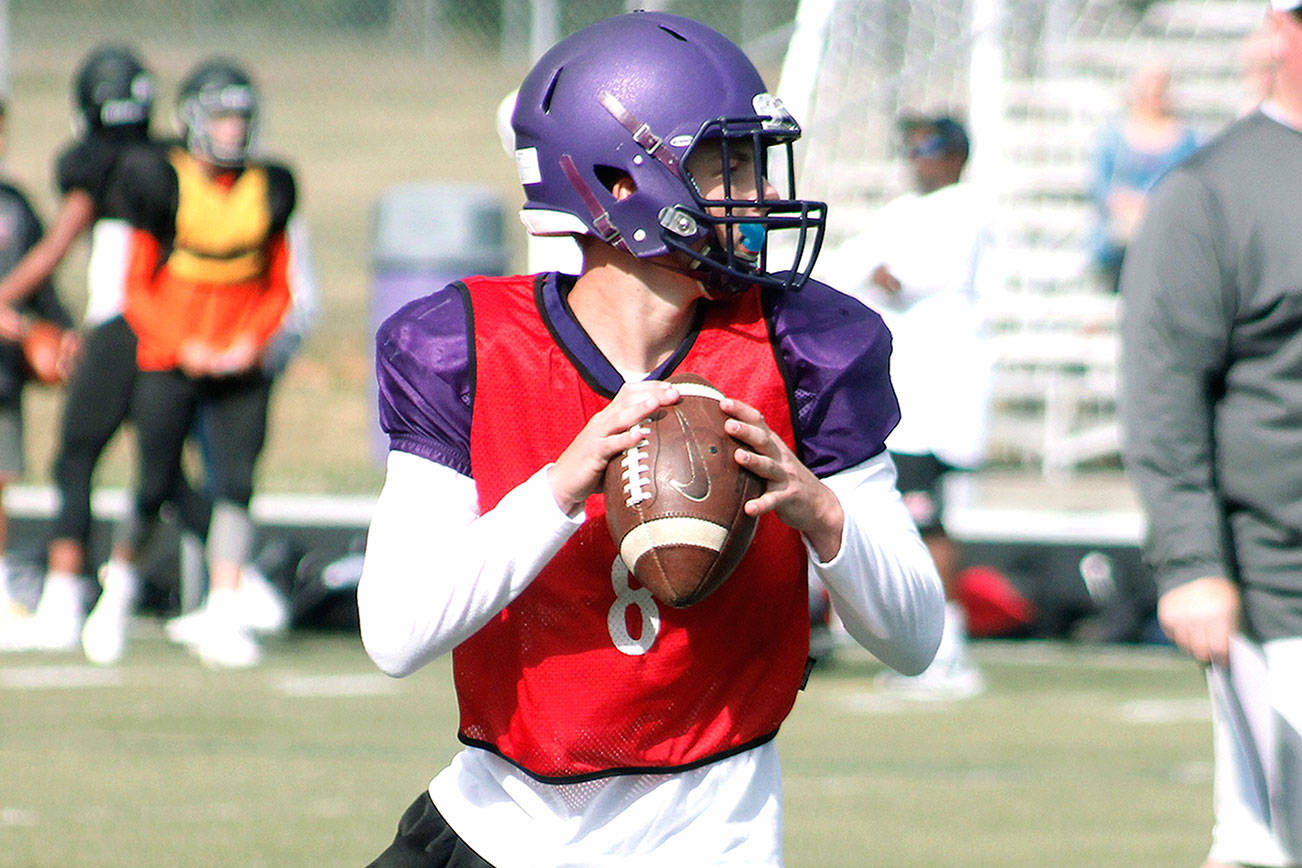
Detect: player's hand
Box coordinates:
(548, 380, 681, 516)
(0, 306, 25, 342)
(1157, 576, 1240, 666)
(211, 337, 260, 376)
(870, 264, 901, 295)
(56, 330, 82, 381)
(177, 340, 217, 377)
(720, 396, 844, 562)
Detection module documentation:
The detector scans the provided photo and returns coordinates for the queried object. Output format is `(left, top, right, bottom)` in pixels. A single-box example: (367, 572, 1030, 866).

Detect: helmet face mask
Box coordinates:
(74, 45, 153, 136)
(512, 11, 826, 294)
(178, 60, 259, 168)
(667, 113, 826, 295)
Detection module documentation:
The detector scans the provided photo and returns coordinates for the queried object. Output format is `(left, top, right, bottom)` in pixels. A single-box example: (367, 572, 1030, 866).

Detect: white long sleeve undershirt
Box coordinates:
(358, 449, 942, 679)
(357, 448, 943, 867)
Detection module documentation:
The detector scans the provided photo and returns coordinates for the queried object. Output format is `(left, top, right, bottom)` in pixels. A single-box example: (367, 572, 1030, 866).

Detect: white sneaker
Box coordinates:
(0, 598, 33, 650)
(876, 659, 986, 700)
(195, 622, 261, 669)
(165, 606, 210, 646)
(238, 567, 289, 635)
(81, 563, 140, 665)
(167, 591, 261, 669)
(2, 577, 84, 652)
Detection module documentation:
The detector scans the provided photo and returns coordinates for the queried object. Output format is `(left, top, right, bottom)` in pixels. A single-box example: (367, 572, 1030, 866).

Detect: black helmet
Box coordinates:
(177, 58, 259, 167)
(73, 45, 153, 135)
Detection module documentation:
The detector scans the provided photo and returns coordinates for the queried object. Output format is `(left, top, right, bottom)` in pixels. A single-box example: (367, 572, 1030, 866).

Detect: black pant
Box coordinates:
(50, 316, 208, 546)
(890, 450, 956, 534)
(368, 792, 493, 868)
(130, 367, 271, 528)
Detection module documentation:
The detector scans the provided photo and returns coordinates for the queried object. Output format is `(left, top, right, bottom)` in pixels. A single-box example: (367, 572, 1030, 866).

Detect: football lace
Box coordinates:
(621, 424, 653, 507)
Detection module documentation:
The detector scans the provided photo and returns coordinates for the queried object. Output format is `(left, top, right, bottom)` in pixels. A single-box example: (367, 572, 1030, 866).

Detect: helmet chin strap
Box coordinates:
(658, 241, 757, 299)
(559, 153, 632, 253)
(632, 246, 707, 287)
(618, 242, 742, 301)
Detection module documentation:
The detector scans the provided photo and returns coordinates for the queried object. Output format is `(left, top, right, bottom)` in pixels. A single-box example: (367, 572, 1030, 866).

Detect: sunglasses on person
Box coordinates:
(906, 134, 949, 159)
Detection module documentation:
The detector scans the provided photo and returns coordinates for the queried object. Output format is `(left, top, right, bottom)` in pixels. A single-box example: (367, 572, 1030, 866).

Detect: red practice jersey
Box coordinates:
(458, 274, 810, 782)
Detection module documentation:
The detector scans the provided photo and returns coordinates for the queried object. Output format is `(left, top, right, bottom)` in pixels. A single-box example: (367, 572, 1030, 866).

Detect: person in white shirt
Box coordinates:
(819, 114, 993, 698)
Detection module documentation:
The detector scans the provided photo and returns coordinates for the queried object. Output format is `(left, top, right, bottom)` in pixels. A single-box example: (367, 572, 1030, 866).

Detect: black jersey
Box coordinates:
(0, 181, 71, 399)
(107, 142, 296, 259)
(54, 128, 154, 218)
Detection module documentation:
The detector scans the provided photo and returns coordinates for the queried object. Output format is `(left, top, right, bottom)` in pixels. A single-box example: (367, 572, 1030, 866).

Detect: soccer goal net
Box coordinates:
(779, 0, 1266, 473)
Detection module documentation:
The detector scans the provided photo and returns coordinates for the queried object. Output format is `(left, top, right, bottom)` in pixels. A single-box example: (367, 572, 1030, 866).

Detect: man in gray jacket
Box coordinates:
(1120, 3, 1302, 866)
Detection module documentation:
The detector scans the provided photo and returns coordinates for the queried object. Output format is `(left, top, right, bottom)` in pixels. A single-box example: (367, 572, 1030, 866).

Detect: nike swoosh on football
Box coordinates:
(667, 408, 712, 502)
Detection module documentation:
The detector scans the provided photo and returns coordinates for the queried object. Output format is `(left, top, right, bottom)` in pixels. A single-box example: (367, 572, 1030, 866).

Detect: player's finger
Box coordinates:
(605, 385, 678, 431)
(617, 379, 679, 401)
(1159, 612, 1194, 660)
(743, 483, 804, 519)
(1187, 623, 1217, 665)
(734, 445, 782, 481)
(603, 424, 649, 458)
(719, 396, 766, 428)
(1169, 627, 1196, 662)
(743, 489, 778, 518)
(724, 417, 778, 459)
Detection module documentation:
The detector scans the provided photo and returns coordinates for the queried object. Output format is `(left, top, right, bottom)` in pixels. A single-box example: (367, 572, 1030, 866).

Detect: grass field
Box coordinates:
(0, 20, 1206, 867)
(1, 632, 1213, 867)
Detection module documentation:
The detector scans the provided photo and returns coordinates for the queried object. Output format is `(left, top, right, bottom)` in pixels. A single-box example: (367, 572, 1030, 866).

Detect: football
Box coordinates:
(603, 372, 763, 608)
(22, 320, 70, 386)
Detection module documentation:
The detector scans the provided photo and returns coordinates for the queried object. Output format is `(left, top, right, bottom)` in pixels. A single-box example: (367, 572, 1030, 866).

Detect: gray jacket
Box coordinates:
(1120, 109, 1302, 642)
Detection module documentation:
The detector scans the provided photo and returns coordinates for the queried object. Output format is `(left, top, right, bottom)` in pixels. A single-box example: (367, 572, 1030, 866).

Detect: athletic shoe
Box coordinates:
(194, 621, 261, 669)
(167, 590, 262, 669)
(809, 623, 839, 662)
(875, 659, 986, 700)
(0, 560, 29, 648)
(237, 567, 290, 636)
(164, 606, 209, 646)
(166, 574, 288, 643)
(81, 562, 140, 665)
(2, 577, 84, 652)
(877, 600, 985, 699)
(0, 598, 33, 650)
(0, 558, 13, 607)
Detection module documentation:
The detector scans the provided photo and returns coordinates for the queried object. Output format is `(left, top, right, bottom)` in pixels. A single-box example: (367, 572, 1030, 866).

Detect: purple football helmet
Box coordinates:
(511, 11, 826, 294)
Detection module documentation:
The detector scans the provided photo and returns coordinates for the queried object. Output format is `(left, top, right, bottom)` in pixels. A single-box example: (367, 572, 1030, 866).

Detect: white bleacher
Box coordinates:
(980, 0, 1259, 475)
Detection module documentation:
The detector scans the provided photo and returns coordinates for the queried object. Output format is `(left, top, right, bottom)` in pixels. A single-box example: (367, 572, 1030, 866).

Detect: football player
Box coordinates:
(0, 45, 216, 656)
(0, 100, 76, 623)
(821, 114, 994, 697)
(86, 58, 313, 668)
(360, 12, 944, 866)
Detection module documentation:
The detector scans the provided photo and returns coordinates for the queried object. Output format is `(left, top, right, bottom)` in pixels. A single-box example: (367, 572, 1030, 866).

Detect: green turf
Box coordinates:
(0, 634, 1212, 866)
